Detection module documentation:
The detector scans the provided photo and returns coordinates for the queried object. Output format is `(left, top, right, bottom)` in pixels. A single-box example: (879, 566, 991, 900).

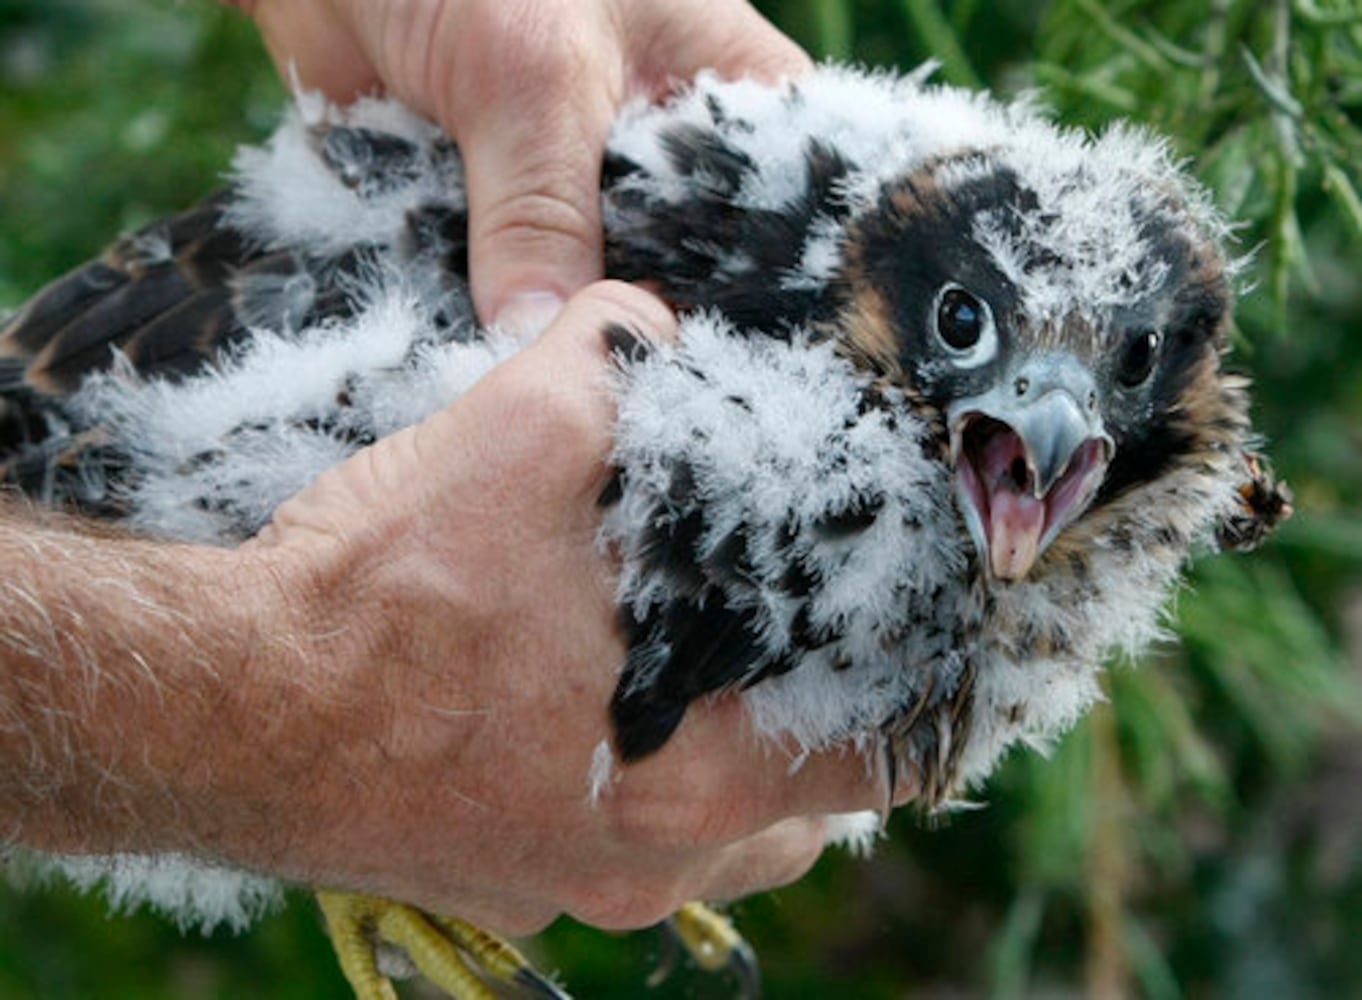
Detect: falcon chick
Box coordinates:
(0, 65, 1288, 998)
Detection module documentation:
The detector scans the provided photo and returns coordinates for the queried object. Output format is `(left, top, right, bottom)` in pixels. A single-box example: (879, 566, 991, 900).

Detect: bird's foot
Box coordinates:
(316, 890, 569, 1000)
(649, 901, 761, 998)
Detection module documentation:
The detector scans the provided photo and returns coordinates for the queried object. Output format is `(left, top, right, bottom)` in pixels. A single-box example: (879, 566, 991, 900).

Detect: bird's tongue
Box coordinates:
(976, 428, 1046, 580)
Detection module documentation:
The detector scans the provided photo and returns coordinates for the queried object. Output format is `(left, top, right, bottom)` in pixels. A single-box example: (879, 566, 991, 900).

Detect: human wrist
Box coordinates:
(149, 529, 407, 880)
(215, 511, 428, 880)
(140, 542, 327, 868)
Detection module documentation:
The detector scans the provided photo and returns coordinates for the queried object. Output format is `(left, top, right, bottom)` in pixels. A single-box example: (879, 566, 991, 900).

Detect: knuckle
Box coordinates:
(704, 821, 828, 903)
(753, 821, 828, 892)
(468, 176, 603, 314)
(566, 877, 685, 931)
(474, 182, 599, 263)
(775, 827, 827, 885)
(577, 281, 676, 343)
(445, 1, 595, 116)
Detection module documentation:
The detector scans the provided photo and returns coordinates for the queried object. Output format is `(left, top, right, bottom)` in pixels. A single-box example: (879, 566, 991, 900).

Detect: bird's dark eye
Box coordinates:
(938, 288, 983, 349)
(1117, 330, 1161, 387)
(933, 284, 997, 368)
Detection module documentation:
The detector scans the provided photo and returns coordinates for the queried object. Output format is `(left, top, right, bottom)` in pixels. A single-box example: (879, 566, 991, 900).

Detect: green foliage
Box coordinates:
(0, 0, 282, 303)
(1, 1, 1359, 997)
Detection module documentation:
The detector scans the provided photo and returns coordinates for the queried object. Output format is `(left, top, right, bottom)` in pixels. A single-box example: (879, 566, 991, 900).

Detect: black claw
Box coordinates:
(513, 966, 574, 1000)
(649, 915, 762, 998)
(603, 322, 652, 364)
(646, 921, 682, 988)
(597, 468, 624, 507)
(881, 733, 898, 823)
(729, 937, 762, 1000)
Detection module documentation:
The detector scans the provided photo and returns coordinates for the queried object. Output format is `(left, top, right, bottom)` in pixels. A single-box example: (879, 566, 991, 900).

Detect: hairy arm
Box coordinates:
(0, 510, 298, 859)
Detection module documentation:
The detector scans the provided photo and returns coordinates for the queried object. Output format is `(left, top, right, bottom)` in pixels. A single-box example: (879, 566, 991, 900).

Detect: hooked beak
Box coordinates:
(948, 354, 1113, 581)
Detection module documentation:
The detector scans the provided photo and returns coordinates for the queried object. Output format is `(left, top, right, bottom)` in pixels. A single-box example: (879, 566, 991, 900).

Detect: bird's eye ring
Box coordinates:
(1117, 330, 1161, 387)
(932, 284, 997, 368)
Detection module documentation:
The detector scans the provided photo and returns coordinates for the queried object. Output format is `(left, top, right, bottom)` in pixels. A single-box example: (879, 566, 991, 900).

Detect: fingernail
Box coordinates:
(493, 291, 565, 337)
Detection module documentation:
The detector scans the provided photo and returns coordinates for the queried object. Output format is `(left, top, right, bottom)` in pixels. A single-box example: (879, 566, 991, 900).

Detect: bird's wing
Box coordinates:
(0, 120, 474, 517)
(0, 194, 272, 511)
(2, 193, 262, 396)
(602, 316, 964, 763)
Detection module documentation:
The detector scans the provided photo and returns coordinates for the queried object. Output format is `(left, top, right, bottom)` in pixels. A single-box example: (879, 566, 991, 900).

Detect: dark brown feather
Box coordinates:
(0, 193, 257, 399)
(0, 193, 269, 503)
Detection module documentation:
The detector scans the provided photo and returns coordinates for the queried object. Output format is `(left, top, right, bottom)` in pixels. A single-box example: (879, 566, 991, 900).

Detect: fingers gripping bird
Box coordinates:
(0, 66, 1289, 998)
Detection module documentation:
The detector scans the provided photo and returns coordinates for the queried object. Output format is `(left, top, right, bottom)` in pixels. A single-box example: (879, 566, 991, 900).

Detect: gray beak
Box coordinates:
(947, 353, 1114, 580)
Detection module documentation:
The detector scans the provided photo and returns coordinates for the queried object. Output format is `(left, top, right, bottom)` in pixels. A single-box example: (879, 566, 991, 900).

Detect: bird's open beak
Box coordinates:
(948, 354, 1113, 581)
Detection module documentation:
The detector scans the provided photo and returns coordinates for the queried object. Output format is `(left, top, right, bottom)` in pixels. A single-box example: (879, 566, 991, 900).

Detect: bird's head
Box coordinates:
(834, 141, 1243, 582)
(603, 73, 1276, 586)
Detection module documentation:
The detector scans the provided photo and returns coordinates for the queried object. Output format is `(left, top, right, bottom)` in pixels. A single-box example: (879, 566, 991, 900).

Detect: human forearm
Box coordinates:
(0, 505, 303, 860)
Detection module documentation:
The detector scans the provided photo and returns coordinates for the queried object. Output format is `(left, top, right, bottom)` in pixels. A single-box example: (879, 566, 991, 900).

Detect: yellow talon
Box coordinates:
(316, 892, 400, 1000)
(377, 904, 494, 1000)
(430, 914, 562, 995)
(316, 890, 569, 1000)
(316, 890, 754, 999)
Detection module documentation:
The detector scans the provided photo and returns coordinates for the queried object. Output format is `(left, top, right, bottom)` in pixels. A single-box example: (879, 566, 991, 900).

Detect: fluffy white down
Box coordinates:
(225, 93, 464, 257)
(71, 279, 523, 543)
(605, 314, 968, 754)
(7, 849, 283, 934)
(822, 811, 884, 858)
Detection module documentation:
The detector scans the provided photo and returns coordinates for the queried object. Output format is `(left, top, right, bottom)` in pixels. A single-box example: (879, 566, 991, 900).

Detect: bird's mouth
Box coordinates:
(953, 414, 1110, 580)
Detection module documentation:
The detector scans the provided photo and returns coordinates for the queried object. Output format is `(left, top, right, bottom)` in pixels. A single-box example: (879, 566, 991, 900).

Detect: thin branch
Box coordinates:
(1084, 702, 1131, 999)
(1241, 45, 1306, 120)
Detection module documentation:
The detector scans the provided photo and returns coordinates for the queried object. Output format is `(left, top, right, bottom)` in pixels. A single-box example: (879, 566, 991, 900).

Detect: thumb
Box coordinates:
(437, 15, 621, 329)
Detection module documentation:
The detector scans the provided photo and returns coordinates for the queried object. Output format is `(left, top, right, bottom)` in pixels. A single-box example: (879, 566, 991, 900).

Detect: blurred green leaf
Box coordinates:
(898, 0, 983, 87)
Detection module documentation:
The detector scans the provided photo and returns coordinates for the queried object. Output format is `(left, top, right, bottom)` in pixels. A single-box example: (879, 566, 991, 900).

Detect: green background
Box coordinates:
(1, 1, 1360, 996)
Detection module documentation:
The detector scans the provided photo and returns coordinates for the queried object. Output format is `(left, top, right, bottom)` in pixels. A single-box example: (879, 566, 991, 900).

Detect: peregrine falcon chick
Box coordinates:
(0, 64, 1289, 998)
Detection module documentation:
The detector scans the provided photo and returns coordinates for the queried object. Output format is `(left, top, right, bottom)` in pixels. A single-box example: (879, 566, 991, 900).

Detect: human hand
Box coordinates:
(233, 0, 810, 328)
(0, 284, 887, 929)
(207, 283, 890, 933)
